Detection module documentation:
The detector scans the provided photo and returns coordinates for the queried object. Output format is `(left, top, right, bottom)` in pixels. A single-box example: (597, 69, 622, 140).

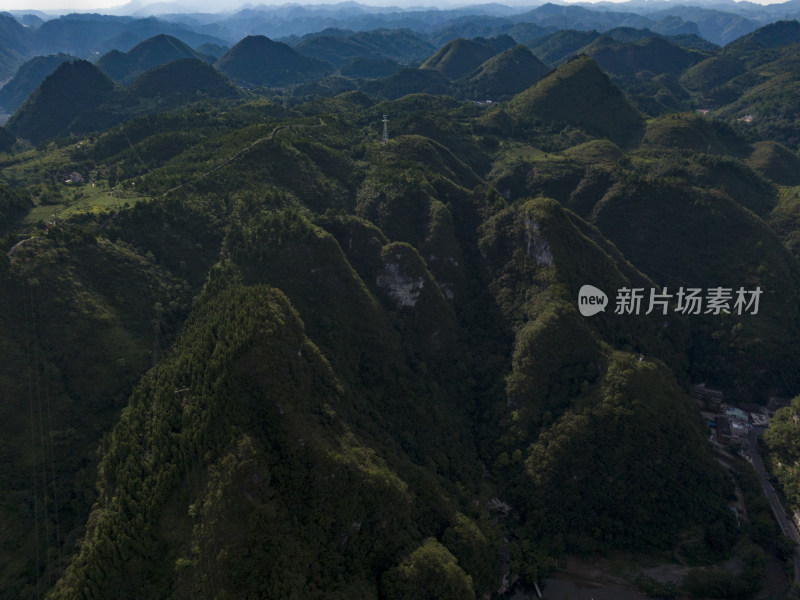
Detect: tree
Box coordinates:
(381, 538, 476, 600)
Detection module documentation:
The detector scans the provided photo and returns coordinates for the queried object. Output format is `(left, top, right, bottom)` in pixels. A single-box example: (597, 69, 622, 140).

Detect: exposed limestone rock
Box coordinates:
(524, 214, 553, 266)
(376, 255, 426, 308)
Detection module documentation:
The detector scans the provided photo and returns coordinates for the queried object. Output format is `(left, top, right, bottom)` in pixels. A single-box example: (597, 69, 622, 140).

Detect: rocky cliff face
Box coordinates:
(376, 253, 426, 308)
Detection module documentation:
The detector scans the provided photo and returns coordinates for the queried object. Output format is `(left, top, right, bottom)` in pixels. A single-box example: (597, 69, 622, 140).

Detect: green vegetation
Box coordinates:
(215, 35, 333, 87)
(770, 187, 800, 258)
(584, 35, 707, 81)
(6, 60, 116, 144)
(682, 545, 766, 599)
(420, 38, 497, 80)
(509, 55, 645, 146)
(0, 183, 32, 232)
(457, 45, 550, 101)
(748, 140, 800, 186)
(96, 35, 208, 84)
(341, 57, 402, 79)
(6, 59, 241, 145)
(1, 20, 800, 599)
(523, 353, 728, 552)
(526, 30, 602, 65)
(296, 29, 435, 70)
(361, 68, 451, 100)
(680, 55, 745, 95)
(125, 59, 239, 101)
(763, 396, 800, 509)
(0, 54, 77, 113)
(640, 112, 736, 154)
(381, 538, 476, 600)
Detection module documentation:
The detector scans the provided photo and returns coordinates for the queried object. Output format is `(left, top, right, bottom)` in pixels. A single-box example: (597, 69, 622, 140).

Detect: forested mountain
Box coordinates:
(2, 9, 800, 600)
(125, 58, 239, 100)
(215, 35, 333, 87)
(420, 38, 499, 80)
(5, 58, 239, 144)
(6, 60, 116, 144)
(96, 34, 209, 83)
(294, 29, 436, 69)
(360, 68, 451, 99)
(581, 34, 707, 79)
(0, 53, 76, 113)
(457, 45, 550, 101)
(341, 57, 402, 80)
(509, 55, 645, 146)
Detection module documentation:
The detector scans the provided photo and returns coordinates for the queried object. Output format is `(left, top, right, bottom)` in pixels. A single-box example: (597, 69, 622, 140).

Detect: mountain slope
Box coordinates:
(295, 34, 383, 69)
(6, 60, 115, 144)
(680, 54, 745, 94)
(0, 13, 30, 81)
(725, 19, 800, 56)
(640, 112, 735, 154)
(96, 34, 207, 83)
(45, 197, 494, 598)
(517, 3, 652, 32)
(476, 195, 728, 553)
(360, 69, 452, 99)
(296, 28, 435, 69)
(0, 53, 76, 113)
(457, 44, 550, 100)
(6, 56, 240, 144)
(509, 54, 644, 146)
(748, 140, 800, 186)
(590, 176, 800, 397)
(125, 58, 239, 101)
(648, 6, 759, 45)
(1, 48, 799, 598)
(583, 35, 707, 79)
(0, 227, 194, 599)
(215, 35, 333, 87)
(420, 38, 497, 80)
(525, 29, 601, 64)
(341, 57, 402, 79)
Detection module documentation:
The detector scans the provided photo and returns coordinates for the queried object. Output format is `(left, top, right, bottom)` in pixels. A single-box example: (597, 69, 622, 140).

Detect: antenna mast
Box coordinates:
(381, 115, 389, 144)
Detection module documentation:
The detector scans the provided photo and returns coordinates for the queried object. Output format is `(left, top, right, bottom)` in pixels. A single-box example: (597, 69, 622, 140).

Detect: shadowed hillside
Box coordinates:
(458, 45, 550, 101)
(215, 35, 333, 87)
(96, 34, 208, 83)
(421, 38, 497, 80)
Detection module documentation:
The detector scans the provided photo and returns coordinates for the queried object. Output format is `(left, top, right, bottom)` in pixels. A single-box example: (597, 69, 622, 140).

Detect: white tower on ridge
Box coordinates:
(381, 115, 389, 145)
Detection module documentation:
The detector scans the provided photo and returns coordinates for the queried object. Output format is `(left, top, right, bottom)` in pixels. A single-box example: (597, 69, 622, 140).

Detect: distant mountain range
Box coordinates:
(0, 0, 794, 86)
(5, 9, 800, 147)
(2, 0, 799, 69)
(0, 11, 227, 80)
(126, 0, 800, 46)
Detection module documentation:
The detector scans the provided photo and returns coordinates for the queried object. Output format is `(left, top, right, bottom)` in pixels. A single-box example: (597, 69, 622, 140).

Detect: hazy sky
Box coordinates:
(4, 0, 792, 14)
